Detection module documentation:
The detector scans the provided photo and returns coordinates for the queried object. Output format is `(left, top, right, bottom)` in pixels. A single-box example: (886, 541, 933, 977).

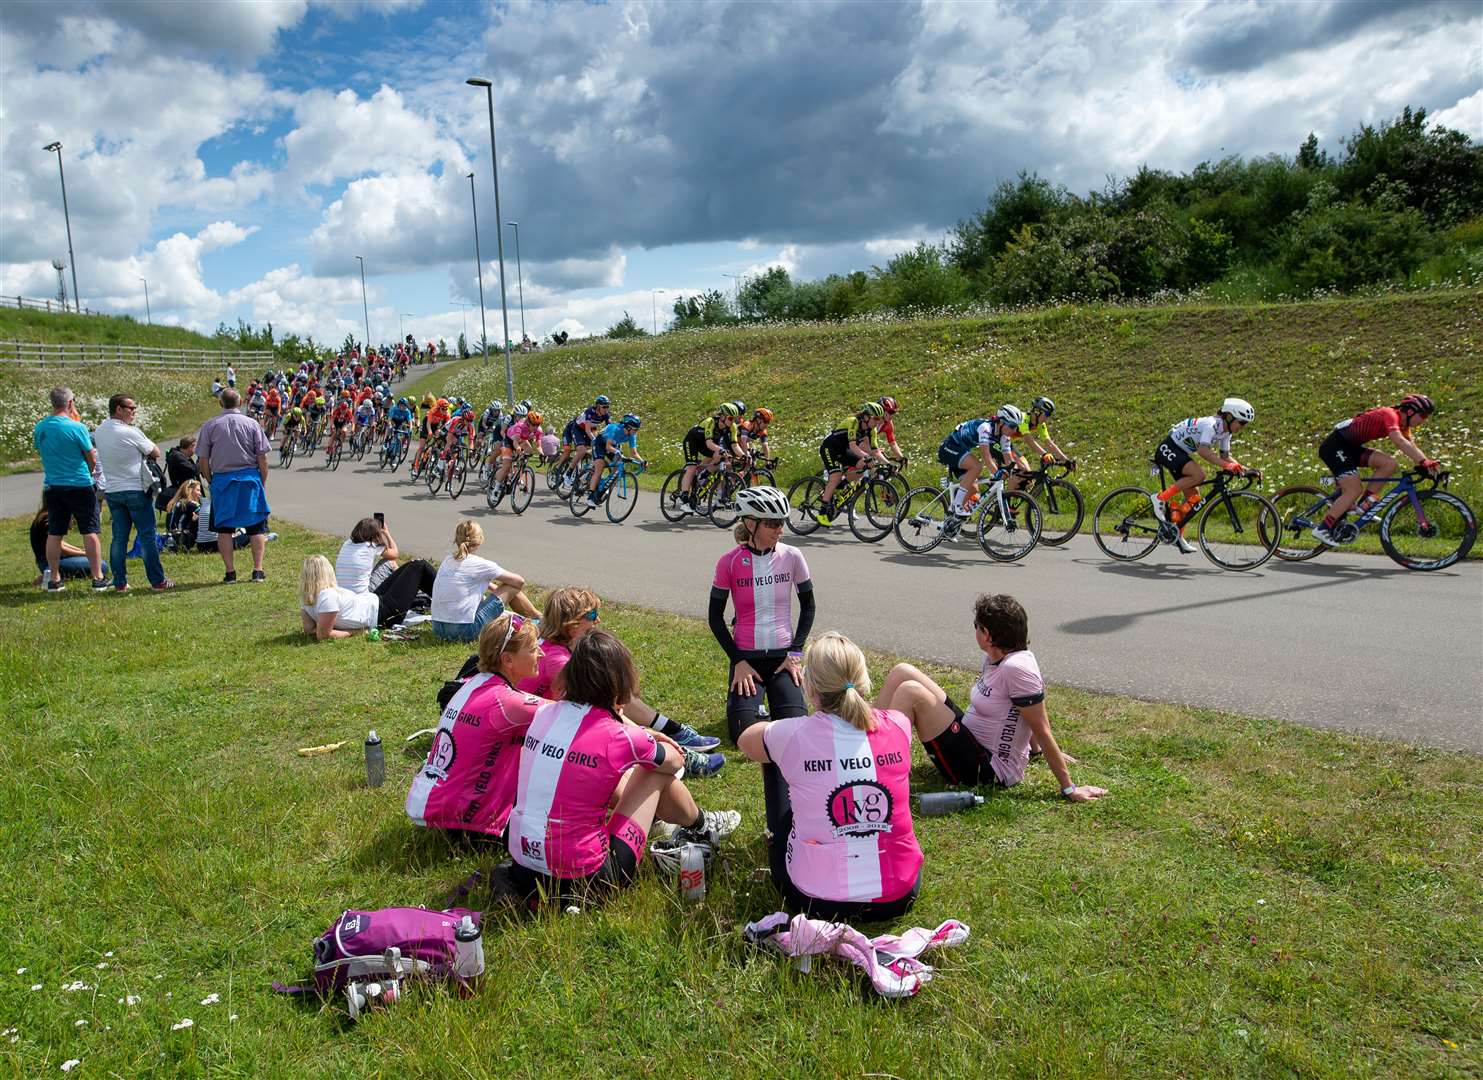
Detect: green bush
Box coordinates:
(1279, 182, 1430, 291)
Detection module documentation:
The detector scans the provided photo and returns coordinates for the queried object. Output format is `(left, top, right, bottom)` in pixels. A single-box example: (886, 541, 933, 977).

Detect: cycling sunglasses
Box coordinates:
(583, 608, 601, 622)
(757, 518, 785, 528)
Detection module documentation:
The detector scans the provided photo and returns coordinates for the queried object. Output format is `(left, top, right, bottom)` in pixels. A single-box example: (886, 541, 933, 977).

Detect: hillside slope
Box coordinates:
(0, 307, 228, 350)
(437, 290, 1482, 505)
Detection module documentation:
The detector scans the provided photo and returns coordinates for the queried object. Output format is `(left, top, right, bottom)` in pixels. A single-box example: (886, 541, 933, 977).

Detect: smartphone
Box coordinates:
(373, 512, 385, 527)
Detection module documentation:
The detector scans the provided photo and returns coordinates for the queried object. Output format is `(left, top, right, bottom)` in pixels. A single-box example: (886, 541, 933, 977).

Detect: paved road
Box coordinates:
(7, 457, 1480, 753)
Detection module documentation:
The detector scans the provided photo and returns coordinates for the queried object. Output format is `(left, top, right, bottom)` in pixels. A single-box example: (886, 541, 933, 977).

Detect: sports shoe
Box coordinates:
(91, 577, 109, 591)
(1173, 534, 1196, 555)
(1152, 497, 1169, 524)
(673, 808, 742, 847)
(46, 579, 66, 593)
(151, 579, 176, 592)
(671, 723, 721, 752)
(223, 571, 238, 584)
(682, 748, 725, 778)
(813, 503, 835, 527)
(585, 495, 598, 508)
(1311, 524, 1340, 547)
(250, 569, 267, 583)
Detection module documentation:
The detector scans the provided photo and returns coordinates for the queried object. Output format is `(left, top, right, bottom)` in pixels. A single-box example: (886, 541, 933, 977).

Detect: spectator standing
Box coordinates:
(32, 386, 105, 592)
(94, 393, 173, 592)
(196, 388, 271, 583)
(166, 436, 200, 487)
(225, 364, 236, 388)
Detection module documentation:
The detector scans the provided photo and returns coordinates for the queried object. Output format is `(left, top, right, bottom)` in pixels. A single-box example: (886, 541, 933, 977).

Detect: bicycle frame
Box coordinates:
(1320, 471, 1439, 532)
(1155, 465, 1261, 534)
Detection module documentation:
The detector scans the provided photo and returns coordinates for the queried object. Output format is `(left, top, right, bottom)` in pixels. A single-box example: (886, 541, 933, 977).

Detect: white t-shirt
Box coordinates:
(302, 586, 380, 631)
(94, 418, 157, 493)
(431, 553, 507, 624)
(335, 540, 385, 594)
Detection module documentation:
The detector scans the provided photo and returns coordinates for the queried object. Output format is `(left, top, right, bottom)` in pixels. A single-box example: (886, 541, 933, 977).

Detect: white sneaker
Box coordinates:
(1152, 497, 1169, 524)
(585, 496, 598, 507)
(1311, 524, 1340, 547)
(680, 808, 741, 845)
(1173, 535, 1195, 555)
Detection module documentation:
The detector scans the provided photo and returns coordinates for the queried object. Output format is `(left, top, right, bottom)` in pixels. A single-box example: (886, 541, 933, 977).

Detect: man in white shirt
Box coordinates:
(94, 393, 173, 592)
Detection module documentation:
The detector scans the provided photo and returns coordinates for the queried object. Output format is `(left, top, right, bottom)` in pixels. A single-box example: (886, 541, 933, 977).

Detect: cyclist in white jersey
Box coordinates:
(1151, 398, 1259, 554)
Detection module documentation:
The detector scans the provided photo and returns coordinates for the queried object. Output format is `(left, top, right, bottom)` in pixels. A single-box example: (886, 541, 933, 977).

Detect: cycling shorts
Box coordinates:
(333, 418, 351, 431)
(938, 441, 973, 479)
(508, 819, 645, 906)
(1318, 429, 1375, 479)
(1153, 436, 1192, 478)
(593, 434, 616, 459)
(683, 427, 714, 464)
(920, 696, 1004, 788)
(819, 431, 863, 472)
(570, 425, 593, 448)
(264, 403, 281, 415)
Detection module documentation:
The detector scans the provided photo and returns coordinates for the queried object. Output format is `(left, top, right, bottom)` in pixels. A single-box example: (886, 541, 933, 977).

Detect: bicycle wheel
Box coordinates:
(659, 469, 691, 522)
(448, 457, 467, 499)
(892, 486, 953, 553)
(1267, 485, 1329, 562)
(1379, 490, 1478, 571)
(279, 442, 295, 469)
(1093, 487, 1162, 562)
(1034, 477, 1084, 546)
(408, 448, 426, 481)
(848, 478, 897, 543)
(568, 482, 594, 517)
(511, 465, 535, 515)
(426, 460, 444, 495)
(707, 472, 742, 529)
(607, 471, 640, 523)
(977, 490, 1042, 562)
(785, 476, 825, 536)
(559, 461, 583, 499)
(327, 442, 341, 471)
(546, 461, 564, 491)
(1198, 490, 1280, 571)
(747, 466, 776, 489)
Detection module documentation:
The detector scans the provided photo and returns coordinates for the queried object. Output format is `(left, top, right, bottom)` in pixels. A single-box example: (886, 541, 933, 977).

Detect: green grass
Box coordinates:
(1, 518, 1478, 1078)
(0, 308, 230, 351)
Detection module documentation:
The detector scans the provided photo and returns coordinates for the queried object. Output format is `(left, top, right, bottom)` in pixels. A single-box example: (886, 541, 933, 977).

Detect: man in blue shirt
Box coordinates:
(32, 386, 105, 591)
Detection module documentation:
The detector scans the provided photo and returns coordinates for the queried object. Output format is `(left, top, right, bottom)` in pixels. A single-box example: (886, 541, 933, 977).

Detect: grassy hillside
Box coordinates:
(435, 290, 1483, 509)
(0, 307, 226, 350)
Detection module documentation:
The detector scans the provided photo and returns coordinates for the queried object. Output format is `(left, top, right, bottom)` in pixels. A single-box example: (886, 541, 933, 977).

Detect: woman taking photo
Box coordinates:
(297, 553, 441, 641)
(430, 520, 538, 642)
(739, 632, 922, 921)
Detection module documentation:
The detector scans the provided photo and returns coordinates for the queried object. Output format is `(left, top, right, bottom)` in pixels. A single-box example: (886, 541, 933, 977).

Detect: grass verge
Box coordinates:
(0, 518, 1478, 1078)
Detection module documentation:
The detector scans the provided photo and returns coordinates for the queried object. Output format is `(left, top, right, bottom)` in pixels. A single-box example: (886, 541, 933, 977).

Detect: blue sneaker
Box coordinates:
(671, 723, 721, 752)
(683, 749, 725, 778)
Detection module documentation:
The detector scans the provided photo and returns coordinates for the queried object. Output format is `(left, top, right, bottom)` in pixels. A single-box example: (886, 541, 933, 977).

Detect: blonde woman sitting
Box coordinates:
(430, 520, 538, 642)
(299, 553, 435, 641)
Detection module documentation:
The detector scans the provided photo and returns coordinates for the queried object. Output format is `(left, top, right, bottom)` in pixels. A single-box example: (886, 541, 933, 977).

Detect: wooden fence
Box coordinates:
(0, 341, 274, 370)
(3, 295, 99, 316)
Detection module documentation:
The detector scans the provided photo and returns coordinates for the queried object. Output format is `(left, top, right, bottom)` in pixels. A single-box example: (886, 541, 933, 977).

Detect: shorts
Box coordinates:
(44, 485, 101, 536)
(508, 819, 645, 906)
(1318, 429, 1373, 479)
(767, 817, 921, 922)
(1153, 436, 1192, 478)
(819, 431, 862, 472)
(937, 441, 972, 479)
(683, 427, 711, 464)
(726, 654, 807, 745)
(333, 419, 350, 431)
(570, 425, 593, 448)
(920, 696, 1004, 787)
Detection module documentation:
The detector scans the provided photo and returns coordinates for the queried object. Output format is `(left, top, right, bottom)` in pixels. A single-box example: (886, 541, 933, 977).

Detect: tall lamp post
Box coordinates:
(354, 255, 371, 353)
(506, 221, 526, 345)
(139, 277, 150, 324)
(466, 173, 491, 368)
(722, 272, 740, 311)
(43, 142, 80, 313)
(466, 76, 515, 404)
(652, 288, 665, 335)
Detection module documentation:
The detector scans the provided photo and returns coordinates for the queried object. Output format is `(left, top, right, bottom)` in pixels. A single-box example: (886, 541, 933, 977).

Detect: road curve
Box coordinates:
(6, 457, 1479, 753)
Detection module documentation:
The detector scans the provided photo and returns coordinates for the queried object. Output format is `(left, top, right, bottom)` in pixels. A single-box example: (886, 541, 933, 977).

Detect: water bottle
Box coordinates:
(364, 730, 385, 788)
(916, 791, 984, 816)
(453, 915, 485, 982)
(678, 843, 707, 901)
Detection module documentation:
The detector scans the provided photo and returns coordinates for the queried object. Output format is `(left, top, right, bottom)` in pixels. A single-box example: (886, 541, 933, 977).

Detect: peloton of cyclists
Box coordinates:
(1152, 397, 1259, 555)
(1312, 393, 1441, 546)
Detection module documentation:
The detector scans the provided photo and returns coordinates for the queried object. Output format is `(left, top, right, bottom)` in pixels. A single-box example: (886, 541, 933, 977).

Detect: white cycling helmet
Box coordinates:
(996, 404, 1025, 427)
(735, 485, 791, 519)
(1221, 397, 1255, 423)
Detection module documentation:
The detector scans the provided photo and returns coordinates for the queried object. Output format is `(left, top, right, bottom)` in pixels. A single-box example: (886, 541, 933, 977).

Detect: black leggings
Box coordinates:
(729, 654, 807, 842)
(767, 815, 921, 922)
(373, 559, 436, 627)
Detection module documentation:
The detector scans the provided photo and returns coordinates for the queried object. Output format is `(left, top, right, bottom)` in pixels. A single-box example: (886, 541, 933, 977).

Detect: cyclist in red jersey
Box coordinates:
(1313, 393, 1440, 546)
(877, 396, 908, 466)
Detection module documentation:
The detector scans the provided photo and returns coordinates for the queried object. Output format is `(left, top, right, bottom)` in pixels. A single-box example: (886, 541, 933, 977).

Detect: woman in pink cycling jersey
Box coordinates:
(876, 594, 1106, 802)
(507, 629, 739, 904)
(739, 632, 923, 921)
(406, 613, 547, 842)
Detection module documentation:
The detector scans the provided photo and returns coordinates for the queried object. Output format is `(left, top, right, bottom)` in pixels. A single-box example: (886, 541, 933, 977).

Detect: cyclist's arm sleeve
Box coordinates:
(709, 587, 740, 662)
(790, 580, 815, 652)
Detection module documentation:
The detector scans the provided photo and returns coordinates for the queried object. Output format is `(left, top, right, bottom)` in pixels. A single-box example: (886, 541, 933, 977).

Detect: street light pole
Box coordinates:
(506, 221, 525, 344)
(466, 173, 490, 368)
(354, 255, 371, 353)
(652, 289, 665, 335)
(140, 277, 150, 324)
(722, 273, 740, 310)
(466, 77, 515, 404)
(43, 142, 80, 314)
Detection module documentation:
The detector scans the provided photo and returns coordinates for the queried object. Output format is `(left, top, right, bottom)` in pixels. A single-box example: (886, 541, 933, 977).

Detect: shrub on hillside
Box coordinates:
(1279, 182, 1430, 292)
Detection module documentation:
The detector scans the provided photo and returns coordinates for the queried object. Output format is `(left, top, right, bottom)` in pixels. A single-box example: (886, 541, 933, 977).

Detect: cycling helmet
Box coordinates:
(730, 400, 746, 415)
(518, 399, 532, 410)
(1398, 393, 1435, 417)
(594, 394, 610, 406)
(1220, 397, 1255, 423)
(860, 401, 885, 418)
(735, 485, 791, 520)
(461, 407, 474, 418)
(489, 400, 504, 414)
(292, 406, 304, 417)
(996, 403, 1025, 427)
(1031, 395, 1055, 417)
(754, 407, 774, 423)
(340, 390, 351, 400)
(719, 402, 742, 418)
(398, 397, 409, 406)
(878, 395, 899, 414)
(513, 405, 528, 419)
(437, 398, 449, 408)
(622, 413, 641, 428)
(314, 395, 326, 406)
(527, 410, 542, 425)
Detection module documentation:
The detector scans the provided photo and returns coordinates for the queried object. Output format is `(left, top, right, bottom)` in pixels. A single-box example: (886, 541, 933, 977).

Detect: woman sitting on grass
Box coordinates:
(29, 503, 108, 585)
(506, 628, 740, 905)
(407, 612, 548, 841)
(430, 520, 539, 642)
(165, 480, 202, 549)
(874, 594, 1107, 803)
(739, 631, 922, 921)
(298, 553, 443, 641)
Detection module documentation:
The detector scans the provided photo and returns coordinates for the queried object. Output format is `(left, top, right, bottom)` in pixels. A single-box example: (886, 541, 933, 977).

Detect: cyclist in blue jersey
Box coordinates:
(586, 414, 645, 507)
(937, 406, 1028, 534)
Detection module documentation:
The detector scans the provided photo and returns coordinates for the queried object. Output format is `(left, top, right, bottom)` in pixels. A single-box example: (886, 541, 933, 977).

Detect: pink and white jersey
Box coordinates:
(507, 701, 663, 879)
(712, 543, 811, 653)
(517, 640, 571, 699)
(405, 673, 546, 836)
(763, 709, 922, 904)
(961, 650, 1046, 787)
(507, 418, 541, 444)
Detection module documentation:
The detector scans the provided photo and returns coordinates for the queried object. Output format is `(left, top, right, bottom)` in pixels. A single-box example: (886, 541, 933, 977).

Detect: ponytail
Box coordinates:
(803, 631, 876, 732)
(452, 519, 483, 560)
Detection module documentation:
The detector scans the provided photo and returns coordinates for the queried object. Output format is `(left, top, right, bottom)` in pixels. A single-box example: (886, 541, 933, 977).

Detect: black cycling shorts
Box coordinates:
(819, 431, 862, 472)
(938, 441, 972, 478)
(1153, 436, 1192, 478)
(920, 696, 1004, 787)
(1318, 429, 1373, 479)
(683, 427, 712, 464)
(508, 830, 642, 907)
(570, 425, 593, 448)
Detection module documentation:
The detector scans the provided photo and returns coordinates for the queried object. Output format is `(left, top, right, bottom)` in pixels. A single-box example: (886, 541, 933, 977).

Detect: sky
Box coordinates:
(2, 0, 1480, 349)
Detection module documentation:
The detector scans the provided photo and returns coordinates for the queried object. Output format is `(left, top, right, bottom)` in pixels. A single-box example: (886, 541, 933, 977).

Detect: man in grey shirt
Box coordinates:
(94, 392, 172, 591)
(197, 388, 272, 583)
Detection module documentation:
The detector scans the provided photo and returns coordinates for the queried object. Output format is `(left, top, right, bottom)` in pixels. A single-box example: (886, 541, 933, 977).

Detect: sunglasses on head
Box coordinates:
(498, 614, 527, 653)
(583, 608, 600, 621)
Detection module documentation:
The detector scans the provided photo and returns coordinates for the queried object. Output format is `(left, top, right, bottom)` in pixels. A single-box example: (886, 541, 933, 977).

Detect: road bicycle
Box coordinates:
(1012, 460, 1084, 545)
(893, 468, 1044, 561)
(427, 442, 470, 499)
(786, 461, 904, 543)
(659, 459, 731, 524)
(1267, 469, 1476, 571)
(407, 441, 435, 483)
(324, 427, 347, 471)
(1093, 466, 1280, 571)
(263, 410, 280, 441)
(547, 453, 589, 499)
(486, 451, 537, 515)
(698, 453, 780, 529)
(378, 426, 411, 472)
(278, 431, 298, 469)
(570, 457, 647, 523)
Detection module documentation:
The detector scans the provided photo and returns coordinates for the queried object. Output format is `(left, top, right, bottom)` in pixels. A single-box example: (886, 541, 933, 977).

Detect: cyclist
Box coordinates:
(279, 406, 305, 453)
(585, 413, 645, 507)
(1312, 393, 1441, 546)
(736, 407, 775, 461)
(679, 403, 742, 511)
(877, 396, 908, 466)
(494, 409, 543, 493)
(443, 406, 476, 465)
(262, 384, 282, 434)
(246, 381, 267, 421)
(815, 401, 888, 525)
(1016, 396, 1073, 470)
(416, 397, 452, 466)
(353, 393, 376, 443)
(1153, 397, 1258, 555)
(478, 400, 504, 443)
(418, 391, 437, 437)
(385, 396, 414, 457)
(325, 392, 354, 455)
(935, 406, 1027, 537)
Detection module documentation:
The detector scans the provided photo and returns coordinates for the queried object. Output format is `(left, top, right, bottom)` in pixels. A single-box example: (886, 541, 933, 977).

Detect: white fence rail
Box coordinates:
(0, 341, 273, 370)
(3, 295, 100, 316)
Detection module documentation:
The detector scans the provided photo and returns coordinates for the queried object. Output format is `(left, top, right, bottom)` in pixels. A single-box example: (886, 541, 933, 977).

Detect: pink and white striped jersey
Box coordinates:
(507, 701, 663, 879)
(763, 709, 922, 904)
(961, 650, 1045, 787)
(507, 418, 542, 444)
(517, 640, 571, 699)
(712, 543, 811, 653)
(405, 673, 546, 836)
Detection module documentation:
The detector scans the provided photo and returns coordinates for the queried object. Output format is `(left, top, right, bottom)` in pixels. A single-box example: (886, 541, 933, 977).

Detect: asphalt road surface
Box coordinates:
(7, 458, 1480, 753)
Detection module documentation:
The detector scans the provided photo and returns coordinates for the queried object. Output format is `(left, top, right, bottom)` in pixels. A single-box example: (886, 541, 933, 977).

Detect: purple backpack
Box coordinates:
(274, 907, 481, 996)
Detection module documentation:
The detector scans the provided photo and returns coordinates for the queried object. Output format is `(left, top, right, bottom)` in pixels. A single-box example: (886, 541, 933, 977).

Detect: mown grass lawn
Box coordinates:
(0, 518, 1478, 1078)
